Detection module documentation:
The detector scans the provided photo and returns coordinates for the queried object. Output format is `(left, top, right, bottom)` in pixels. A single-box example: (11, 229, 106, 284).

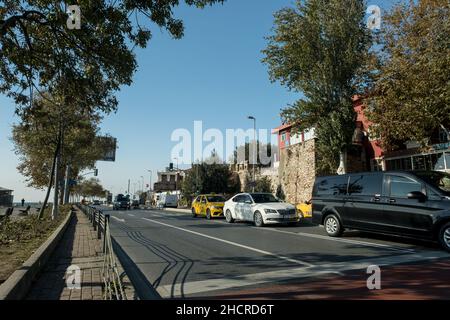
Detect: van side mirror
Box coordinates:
(407, 191, 427, 202)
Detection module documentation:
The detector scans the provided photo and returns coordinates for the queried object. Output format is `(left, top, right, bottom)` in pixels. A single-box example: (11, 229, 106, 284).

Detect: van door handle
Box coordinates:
(389, 199, 396, 203)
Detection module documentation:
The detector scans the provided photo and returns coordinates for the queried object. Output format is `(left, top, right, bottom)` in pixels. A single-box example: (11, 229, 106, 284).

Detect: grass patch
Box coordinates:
(0, 205, 71, 284)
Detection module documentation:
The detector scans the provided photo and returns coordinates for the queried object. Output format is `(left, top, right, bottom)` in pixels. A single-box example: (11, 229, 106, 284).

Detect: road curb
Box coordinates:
(0, 209, 73, 300)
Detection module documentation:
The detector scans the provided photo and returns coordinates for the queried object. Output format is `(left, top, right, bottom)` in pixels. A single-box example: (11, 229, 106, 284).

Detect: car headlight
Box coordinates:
(265, 209, 277, 213)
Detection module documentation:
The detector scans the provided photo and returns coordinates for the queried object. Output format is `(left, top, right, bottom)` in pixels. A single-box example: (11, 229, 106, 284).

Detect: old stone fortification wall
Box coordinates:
(278, 139, 316, 204)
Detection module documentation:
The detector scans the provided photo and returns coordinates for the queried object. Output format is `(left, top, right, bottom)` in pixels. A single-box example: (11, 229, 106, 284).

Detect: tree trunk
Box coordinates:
(51, 147, 61, 220)
(38, 139, 60, 219)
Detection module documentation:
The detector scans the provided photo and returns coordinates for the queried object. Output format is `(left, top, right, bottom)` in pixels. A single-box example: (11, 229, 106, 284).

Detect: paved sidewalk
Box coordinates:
(210, 257, 450, 300)
(27, 210, 104, 300)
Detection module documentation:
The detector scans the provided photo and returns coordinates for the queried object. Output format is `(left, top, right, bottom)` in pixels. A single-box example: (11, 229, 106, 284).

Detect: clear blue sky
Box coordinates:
(0, 0, 397, 202)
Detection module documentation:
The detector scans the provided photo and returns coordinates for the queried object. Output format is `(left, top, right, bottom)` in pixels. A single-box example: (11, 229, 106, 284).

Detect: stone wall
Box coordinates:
(278, 139, 317, 204)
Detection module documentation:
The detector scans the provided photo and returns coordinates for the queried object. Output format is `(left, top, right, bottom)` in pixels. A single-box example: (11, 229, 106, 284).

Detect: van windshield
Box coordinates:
(415, 171, 450, 195)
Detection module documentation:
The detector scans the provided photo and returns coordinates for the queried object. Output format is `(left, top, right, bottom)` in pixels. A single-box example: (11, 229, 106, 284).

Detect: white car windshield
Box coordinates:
(250, 193, 280, 203)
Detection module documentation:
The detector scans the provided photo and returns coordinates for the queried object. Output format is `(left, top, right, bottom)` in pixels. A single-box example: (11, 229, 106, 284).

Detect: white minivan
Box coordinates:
(156, 193, 178, 208)
(223, 193, 298, 227)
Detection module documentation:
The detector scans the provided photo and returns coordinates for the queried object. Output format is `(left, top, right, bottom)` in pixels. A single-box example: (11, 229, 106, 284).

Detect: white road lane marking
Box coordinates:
(262, 227, 416, 253)
(111, 216, 125, 223)
(148, 210, 416, 253)
(128, 213, 135, 217)
(141, 218, 315, 267)
(159, 250, 448, 298)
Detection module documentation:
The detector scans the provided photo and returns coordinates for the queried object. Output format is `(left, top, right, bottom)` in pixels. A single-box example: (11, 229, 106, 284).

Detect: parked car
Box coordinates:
(92, 200, 101, 206)
(191, 194, 226, 219)
(311, 170, 450, 252)
(223, 193, 298, 227)
(296, 201, 312, 218)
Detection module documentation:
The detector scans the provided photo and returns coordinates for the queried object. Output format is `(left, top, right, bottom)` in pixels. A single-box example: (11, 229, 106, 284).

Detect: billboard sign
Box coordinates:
(97, 136, 117, 162)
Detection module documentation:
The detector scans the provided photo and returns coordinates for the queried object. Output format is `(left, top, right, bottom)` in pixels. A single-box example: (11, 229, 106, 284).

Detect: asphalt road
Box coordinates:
(98, 206, 449, 299)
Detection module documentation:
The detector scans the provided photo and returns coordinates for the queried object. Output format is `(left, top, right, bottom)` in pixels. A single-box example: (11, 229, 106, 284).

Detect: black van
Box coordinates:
(311, 171, 450, 252)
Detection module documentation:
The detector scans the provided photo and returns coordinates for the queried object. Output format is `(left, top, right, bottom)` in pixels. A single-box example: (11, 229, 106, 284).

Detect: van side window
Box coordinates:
(389, 175, 422, 198)
(317, 176, 348, 196)
(426, 187, 442, 200)
(348, 174, 382, 196)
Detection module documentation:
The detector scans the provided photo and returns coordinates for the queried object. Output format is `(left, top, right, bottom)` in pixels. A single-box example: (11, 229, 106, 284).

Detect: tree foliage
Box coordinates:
(73, 178, 107, 199)
(367, 0, 450, 150)
(11, 96, 107, 189)
(262, 0, 371, 174)
(0, 0, 225, 112)
(244, 175, 272, 193)
(181, 163, 240, 200)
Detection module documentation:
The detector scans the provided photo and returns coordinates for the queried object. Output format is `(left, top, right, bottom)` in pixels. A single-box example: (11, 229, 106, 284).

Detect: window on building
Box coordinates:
(348, 174, 382, 196)
(389, 175, 422, 198)
(412, 155, 427, 170)
(161, 175, 167, 182)
(170, 175, 175, 182)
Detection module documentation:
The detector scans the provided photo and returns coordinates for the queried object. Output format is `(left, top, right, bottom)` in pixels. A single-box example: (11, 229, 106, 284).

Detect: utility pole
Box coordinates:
(127, 179, 130, 195)
(248, 116, 256, 193)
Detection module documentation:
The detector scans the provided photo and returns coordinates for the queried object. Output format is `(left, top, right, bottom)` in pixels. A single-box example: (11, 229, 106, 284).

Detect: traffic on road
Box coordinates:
(95, 195, 449, 299)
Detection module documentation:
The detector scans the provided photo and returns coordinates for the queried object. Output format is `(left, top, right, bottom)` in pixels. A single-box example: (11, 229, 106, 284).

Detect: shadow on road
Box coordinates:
(113, 222, 195, 299)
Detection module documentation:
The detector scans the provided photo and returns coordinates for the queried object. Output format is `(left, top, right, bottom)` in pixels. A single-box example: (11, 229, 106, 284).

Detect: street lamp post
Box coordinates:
(173, 157, 179, 195)
(248, 116, 256, 193)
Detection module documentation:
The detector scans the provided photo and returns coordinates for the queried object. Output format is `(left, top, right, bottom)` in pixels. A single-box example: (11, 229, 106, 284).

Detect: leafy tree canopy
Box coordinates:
(262, 0, 371, 174)
(0, 0, 225, 113)
(367, 0, 450, 150)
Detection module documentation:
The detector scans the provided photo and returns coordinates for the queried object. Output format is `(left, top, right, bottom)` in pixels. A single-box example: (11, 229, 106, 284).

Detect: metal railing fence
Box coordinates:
(76, 204, 125, 300)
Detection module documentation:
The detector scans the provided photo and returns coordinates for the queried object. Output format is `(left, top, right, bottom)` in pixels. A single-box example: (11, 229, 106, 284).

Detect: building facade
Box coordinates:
(271, 96, 450, 205)
(0, 187, 14, 207)
(153, 170, 185, 193)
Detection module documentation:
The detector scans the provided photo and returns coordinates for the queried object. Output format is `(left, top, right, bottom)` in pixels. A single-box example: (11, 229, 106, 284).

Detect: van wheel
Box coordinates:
(324, 214, 343, 237)
(225, 210, 234, 223)
(206, 209, 211, 220)
(438, 222, 450, 253)
(191, 208, 197, 218)
(254, 211, 264, 227)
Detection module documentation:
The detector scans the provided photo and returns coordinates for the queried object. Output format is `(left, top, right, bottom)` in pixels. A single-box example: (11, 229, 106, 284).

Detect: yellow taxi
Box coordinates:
(296, 201, 312, 219)
(191, 194, 226, 219)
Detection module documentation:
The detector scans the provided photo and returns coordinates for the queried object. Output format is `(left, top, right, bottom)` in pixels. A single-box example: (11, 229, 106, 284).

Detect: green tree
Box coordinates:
(181, 162, 240, 201)
(245, 176, 272, 193)
(11, 95, 108, 218)
(262, 0, 371, 174)
(1, 1, 225, 112)
(367, 0, 450, 150)
(74, 178, 106, 199)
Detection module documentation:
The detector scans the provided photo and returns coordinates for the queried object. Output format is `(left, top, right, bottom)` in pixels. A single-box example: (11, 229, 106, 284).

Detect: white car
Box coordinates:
(223, 193, 299, 227)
